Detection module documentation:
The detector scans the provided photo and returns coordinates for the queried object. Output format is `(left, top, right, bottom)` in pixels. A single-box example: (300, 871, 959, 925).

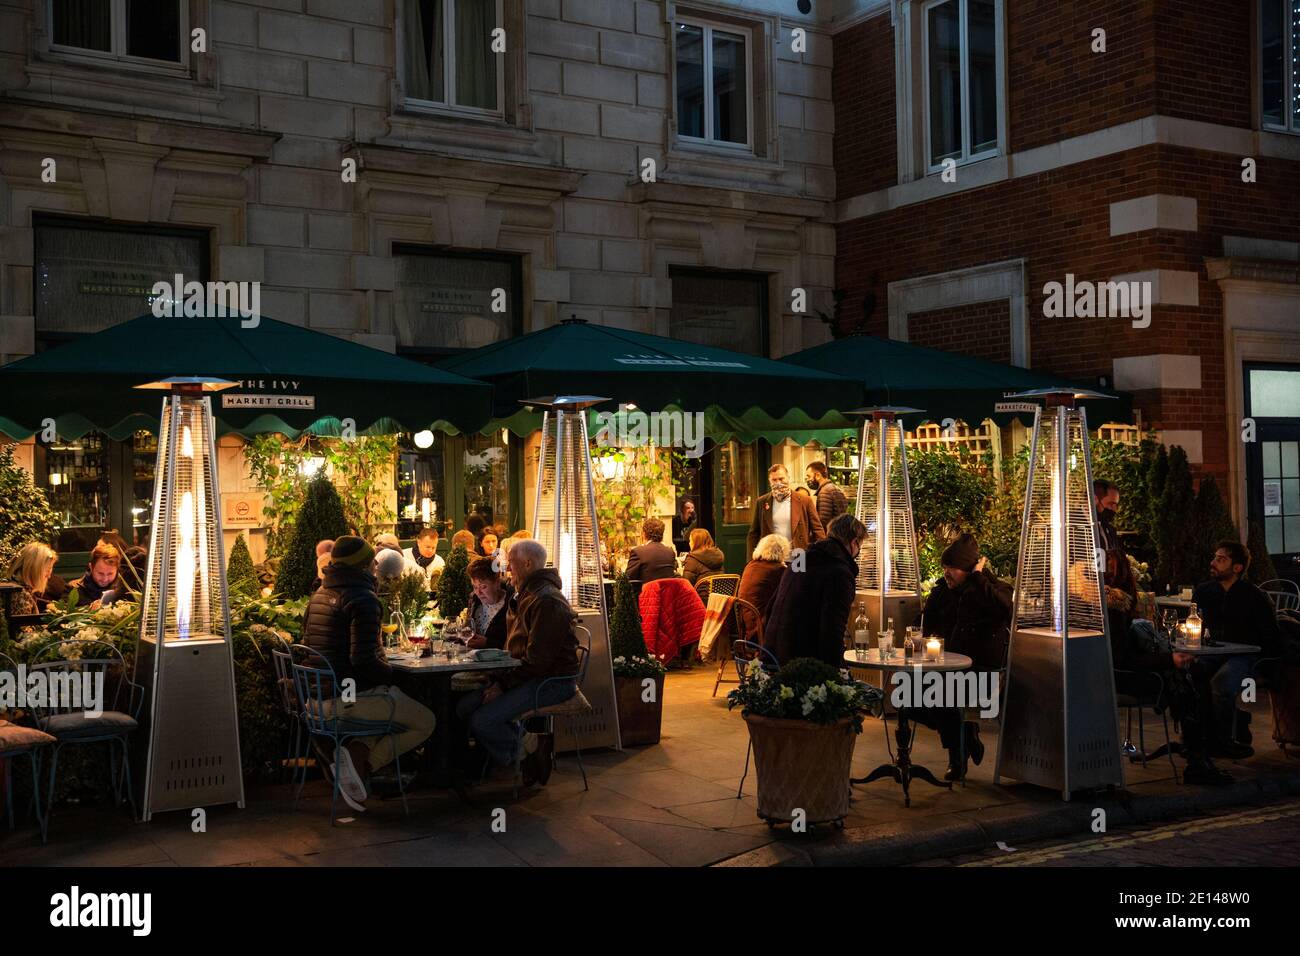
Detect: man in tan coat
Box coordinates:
(746, 463, 825, 556)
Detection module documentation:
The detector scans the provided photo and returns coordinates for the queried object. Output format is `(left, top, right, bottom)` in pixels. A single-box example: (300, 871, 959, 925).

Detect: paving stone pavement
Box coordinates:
(2, 665, 1296, 867)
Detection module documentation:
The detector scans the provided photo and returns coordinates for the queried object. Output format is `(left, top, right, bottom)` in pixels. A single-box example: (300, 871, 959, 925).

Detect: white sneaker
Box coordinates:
(517, 731, 540, 763)
(332, 747, 369, 812)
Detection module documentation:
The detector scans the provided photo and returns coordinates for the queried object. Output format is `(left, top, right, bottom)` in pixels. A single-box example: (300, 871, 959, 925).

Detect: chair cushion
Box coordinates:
(0, 719, 56, 751)
(38, 711, 138, 739)
(522, 687, 592, 720)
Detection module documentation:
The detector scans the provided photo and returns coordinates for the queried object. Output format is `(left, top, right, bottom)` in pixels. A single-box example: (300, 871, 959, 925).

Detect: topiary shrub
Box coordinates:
(1246, 521, 1280, 586)
(226, 532, 258, 597)
(0, 443, 61, 572)
(436, 543, 473, 619)
(1154, 446, 1195, 591)
(274, 473, 349, 599)
(1191, 476, 1239, 581)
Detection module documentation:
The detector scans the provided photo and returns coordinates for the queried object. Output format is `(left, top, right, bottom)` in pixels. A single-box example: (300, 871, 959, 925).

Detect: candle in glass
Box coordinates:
(925, 637, 943, 661)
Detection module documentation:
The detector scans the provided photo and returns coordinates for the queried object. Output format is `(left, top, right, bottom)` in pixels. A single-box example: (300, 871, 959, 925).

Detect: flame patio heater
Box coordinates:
(133, 377, 245, 820)
(850, 407, 923, 641)
(528, 396, 621, 752)
(994, 388, 1124, 800)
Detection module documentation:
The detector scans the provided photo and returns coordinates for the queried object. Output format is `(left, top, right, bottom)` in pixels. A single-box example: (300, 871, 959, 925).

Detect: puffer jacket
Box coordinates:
(682, 546, 725, 585)
(762, 536, 857, 669)
(302, 562, 391, 693)
(500, 568, 580, 689)
(639, 577, 706, 660)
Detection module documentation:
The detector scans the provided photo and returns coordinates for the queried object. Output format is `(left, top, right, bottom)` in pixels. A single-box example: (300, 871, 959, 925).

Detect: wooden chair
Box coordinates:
(714, 597, 764, 698)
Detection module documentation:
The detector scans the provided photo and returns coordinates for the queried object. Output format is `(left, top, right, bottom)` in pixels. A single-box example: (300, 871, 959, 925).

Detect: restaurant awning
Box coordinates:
(780, 334, 1133, 427)
(0, 313, 494, 439)
(434, 318, 866, 421)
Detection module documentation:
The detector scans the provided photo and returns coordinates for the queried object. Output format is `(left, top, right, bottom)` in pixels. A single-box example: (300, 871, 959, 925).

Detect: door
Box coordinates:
(714, 438, 761, 572)
(1244, 364, 1300, 586)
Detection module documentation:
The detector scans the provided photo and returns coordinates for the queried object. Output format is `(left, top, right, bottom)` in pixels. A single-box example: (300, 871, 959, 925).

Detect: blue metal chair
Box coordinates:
(287, 644, 410, 823)
(511, 623, 594, 795)
(0, 652, 55, 842)
(29, 640, 143, 837)
(270, 637, 309, 784)
(732, 639, 780, 799)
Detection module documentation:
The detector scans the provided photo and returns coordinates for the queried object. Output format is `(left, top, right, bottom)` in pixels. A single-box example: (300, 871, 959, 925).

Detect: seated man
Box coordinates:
(457, 539, 579, 786)
(910, 534, 1012, 780)
(1191, 540, 1283, 757)
(625, 517, 678, 584)
(302, 536, 436, 811)
(402, 526, 445, 588)
(72, 541, 125, 608)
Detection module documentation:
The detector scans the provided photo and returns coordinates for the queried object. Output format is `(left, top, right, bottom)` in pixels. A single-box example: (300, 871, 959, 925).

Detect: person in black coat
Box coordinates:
(465, 556, 515, 650)
(762, 514, 867, 669)
(625, 517, 678, 584)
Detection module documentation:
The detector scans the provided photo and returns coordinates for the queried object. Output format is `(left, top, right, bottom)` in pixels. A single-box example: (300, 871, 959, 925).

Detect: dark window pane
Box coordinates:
(404, 0, 445, 102)
(669, 270, 767, 356)
(52, 0, 111, 52)
(126, 0, 181, 61)
(1262, 0, 1284, 126)
(928, 0, 961, 164)
(454, 0, 497, 109)
(712, 29, 747, 144)
(675, 22, 705, 138)
(394, 253, 516, 350)
(967, 0, 997, 153)
(1291, 0, 1299, 128)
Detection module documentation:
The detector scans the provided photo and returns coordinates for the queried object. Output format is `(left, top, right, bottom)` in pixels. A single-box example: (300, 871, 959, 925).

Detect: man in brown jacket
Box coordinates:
(746, 463, 825, 556)
(458, 539, 579, 784)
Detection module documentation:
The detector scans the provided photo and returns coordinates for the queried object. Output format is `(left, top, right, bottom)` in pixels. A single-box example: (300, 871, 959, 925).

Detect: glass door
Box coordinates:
(1245, 364, 1300, 585)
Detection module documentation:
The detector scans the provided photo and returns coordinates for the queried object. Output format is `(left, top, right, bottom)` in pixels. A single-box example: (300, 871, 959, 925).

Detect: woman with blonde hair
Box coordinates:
(7, 541, 57, 623)
(735, 534, 791, 642)
(682, 528, 725, 585)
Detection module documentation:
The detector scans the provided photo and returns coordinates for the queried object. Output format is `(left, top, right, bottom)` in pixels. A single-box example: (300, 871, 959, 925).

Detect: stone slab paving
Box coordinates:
(2, 666, 1296, 867)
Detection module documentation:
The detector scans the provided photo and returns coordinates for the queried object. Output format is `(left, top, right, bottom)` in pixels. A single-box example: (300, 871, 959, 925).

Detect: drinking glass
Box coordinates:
(878, 635, 893, 660)
(853, 628, 870, 661)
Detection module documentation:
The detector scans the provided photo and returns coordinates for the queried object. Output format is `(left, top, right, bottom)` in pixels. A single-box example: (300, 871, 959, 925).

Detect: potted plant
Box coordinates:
(728, 657, 881, 828)
(609, 572, 666, 746)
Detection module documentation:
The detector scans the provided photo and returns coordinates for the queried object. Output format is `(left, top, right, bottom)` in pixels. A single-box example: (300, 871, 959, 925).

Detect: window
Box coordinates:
(1261, 0, 1300, 132)
(401, 0, 503, 114)
(924, 0, 997, 169)
(393, 248, 520, 357)
(675, 18, 751, 148)
(669, 268, 769, 356)
(49, 0, 186, 67)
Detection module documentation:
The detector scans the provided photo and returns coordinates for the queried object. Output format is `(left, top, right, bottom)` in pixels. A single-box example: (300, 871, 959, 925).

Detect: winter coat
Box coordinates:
(746, 491, 825, 556)
(916, 569, 1013, 671)
(71, 571, 124, 607)
(468, 582, 514, 650)
(762, 537, 856, 669)
(500, 567, 580, 689)
(1192, 578, 1283, 657)
(626, 540, 678, 584)
(682, 546, 726, 585)
(302, 562, 392, 693)
(638, 577, 706, 660)
(736, 559, 785, 642)
(814, 480, 849, 529)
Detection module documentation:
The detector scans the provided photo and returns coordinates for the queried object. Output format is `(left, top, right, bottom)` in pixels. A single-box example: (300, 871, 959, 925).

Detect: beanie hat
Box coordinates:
(940, 533, 980, 572)
(330, 535, 374, 568)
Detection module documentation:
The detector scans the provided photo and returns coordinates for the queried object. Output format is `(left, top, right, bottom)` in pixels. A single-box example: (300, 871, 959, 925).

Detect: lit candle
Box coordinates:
(925, 637, 942, 661)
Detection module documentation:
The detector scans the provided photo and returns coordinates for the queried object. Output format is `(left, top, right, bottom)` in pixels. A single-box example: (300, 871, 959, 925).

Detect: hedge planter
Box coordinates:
(744, 713, 856, 827)
(615, 674, 664, 747)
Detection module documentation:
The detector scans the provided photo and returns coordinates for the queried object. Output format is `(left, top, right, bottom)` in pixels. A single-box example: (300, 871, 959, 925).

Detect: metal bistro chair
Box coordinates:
(288, 644, 410, 823)
(29, 640, 143, 836)
(512, 623, 595, 796)
(713, 595, 762, 697)
(0, 652, 56, 842)
(695, 572, 740, 604)
(732, 639, 780, 799)
(1114, 669, 1179, 782)
(270, 637, 310, 784)
(1260, 579, 1300, 614)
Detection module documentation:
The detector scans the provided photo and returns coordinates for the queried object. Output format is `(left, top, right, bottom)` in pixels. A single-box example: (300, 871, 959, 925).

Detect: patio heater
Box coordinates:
(527, 396, 621, 752)
(132, 376, 245, 820)
(994, 388, 1123, 800)
(850, 407, 923, 640)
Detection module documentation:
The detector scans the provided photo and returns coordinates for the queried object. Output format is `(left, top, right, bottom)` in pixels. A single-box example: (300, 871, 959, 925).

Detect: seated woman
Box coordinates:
(7, 542, 57, 630)
(682, 528, 726, 585)
(738, 534, 790, 624)
(466, 557, 514, 650)
(72, 541, 125, 608)
(478, 526, 503, 559)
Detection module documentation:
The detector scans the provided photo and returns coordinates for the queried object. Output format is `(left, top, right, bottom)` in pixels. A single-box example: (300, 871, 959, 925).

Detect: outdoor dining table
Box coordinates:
(387, 650, 521, 788)
(843, 648, 975, 807)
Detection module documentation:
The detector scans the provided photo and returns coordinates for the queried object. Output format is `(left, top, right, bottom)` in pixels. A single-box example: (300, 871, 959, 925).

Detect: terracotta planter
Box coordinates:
(744, 713, 856, 825)
(615, 673, 664, 747)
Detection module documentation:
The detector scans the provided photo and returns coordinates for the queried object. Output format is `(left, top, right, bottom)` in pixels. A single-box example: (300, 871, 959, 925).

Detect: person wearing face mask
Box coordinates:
(805, 461, 848, 530)
(762, 513, 867, 668)
(1094, 479, 1137, 642)
(746, 463, 825, 557)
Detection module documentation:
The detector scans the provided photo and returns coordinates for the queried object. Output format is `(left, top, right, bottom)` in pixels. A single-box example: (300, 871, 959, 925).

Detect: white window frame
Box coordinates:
(673, 15, 755, 152)
(401, 0, 506, 120)
(46, 0, 189, 75)
(921, 0, 999, 173)
(1260, 0, 1299, 134)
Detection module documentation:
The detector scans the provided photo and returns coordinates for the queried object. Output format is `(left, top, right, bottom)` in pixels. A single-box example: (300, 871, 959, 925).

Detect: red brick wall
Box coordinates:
(908, 299, 1012, 363)
(832, 11, 897, 199)
(1153, 0, 1252, 128)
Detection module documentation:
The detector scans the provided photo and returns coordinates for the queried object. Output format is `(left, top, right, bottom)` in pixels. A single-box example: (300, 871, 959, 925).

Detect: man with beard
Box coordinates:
(805, 461, 848, 530)
(1094, 479, 1137, 641)
(746, 463, 825, 556)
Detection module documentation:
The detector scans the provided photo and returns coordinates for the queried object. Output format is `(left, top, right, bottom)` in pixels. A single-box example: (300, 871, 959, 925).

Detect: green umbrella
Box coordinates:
(780, 333, 1132, 427)
(0, 313, 493, 439)
(435, 318, 865, 420)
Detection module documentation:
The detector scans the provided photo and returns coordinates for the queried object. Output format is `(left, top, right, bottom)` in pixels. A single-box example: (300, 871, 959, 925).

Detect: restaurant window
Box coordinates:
(396, 431, 448, 539)
(924, 0, 999, 170)
(674, 16, 752, 149)
(393, 248, 521, 359)
(719, 440, 757, 525)
(43, 431, 110, 552)
(464, 430, 510, 529)
(33, 217, 208, 346)
(49, 0, 187, 67)
(1246, 366, 1300, 564)
(669, 268, 769, 357)
(401, 0, 503, 114)
(1261, 0, 1300, 132)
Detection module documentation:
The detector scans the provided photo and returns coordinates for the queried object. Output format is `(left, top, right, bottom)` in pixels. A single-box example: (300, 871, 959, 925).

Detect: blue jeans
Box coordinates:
(1206, 655, 1255, 741)
(456, 678, 576, 767)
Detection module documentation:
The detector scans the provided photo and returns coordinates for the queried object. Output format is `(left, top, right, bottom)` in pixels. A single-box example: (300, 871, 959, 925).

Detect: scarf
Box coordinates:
(770, 484, 791, 503)
(412, 550, 436, 569)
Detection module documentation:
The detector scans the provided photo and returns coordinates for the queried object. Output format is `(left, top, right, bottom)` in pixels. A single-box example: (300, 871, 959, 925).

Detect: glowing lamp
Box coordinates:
(131, 376, 245, 821)
(994, 388, 1124, 800)
(413, 429, 435, 449)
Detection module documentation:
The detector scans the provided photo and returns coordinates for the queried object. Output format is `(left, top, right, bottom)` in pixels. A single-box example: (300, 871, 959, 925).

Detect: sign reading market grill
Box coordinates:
(220, 378, 315, 410)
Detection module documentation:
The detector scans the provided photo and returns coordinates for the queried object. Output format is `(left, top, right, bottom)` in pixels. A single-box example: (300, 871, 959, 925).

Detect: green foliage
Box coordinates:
(226, 533, 258, 598)
(1154, 447, 1196, 591)
(436, 544, 473, 620)
(727, 656, 881, 729)
(907, 448, 995, 582)
(1247, 521, 1280, 585)
(608, 572, 662, 676)
(0, 444, 61, 572)
(1191, 477, 1239, 581)
(325, 434, 399, 539)
(1092, 435, 1161, 544)
(380, 570, 431, 628)
(981, 444, 1030, 578)
(592, 444, 681, 573)
(274, 473, 350, 599)
(242, 434, 307, 560)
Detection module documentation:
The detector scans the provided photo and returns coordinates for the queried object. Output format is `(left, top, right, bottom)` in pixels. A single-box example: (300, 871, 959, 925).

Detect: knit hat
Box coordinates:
(940, 533, 980, 572)
(330, 535, 374, 568)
